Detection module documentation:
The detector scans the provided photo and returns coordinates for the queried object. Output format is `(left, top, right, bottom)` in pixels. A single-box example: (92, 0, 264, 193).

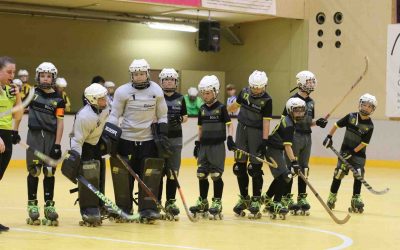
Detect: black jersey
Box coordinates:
(336, 112, 374, 158)
(282, 93, 315, 133)
(236, 87, 273, 129)
(165, 92, 187, 138)
(198, 101, 231, 145)
(266, 115, 295, 150)
(28, 88, 65, 133)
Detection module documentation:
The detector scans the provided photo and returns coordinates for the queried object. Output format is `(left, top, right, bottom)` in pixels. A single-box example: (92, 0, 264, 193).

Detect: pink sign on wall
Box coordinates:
(134, 0, 201, 7)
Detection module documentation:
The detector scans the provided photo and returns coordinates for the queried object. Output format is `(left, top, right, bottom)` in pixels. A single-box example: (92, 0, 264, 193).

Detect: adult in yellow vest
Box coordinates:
(0, 56, 23, 232)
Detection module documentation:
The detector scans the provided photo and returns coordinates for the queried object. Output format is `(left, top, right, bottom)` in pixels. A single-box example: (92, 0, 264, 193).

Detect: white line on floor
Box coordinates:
(225, 219, 353, 250)
(11, 228, 212, 250)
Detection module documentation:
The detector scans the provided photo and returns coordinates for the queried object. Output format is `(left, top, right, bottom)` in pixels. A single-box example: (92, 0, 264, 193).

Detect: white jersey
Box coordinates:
(108, 81, 168, 141)
(227, 95, 239, 116)
(70, 104, 110, 155)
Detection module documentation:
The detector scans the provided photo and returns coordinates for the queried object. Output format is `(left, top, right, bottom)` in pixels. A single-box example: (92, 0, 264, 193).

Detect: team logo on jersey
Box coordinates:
(351, 117, 356, 124)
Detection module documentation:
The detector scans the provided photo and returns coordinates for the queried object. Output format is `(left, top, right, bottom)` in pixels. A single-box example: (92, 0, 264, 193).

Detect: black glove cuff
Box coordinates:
(195, 140, 200, 146)
(327, 135, 332, 139)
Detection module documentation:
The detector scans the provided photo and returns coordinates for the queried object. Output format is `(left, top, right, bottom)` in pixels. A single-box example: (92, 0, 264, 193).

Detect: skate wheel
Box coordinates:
(174, 217, 179, 221)
(290, 210, 294, 215)
(79, 221, 84, 226)
(348, 207, 353, 213)
(256, 212, 262, 219)
(305, 211, 310, 216)
(191, 213, 197, 219)
(202, 212, 209, 219)
(359, 208, 364, 214)
(270, 214, 276, 219)
(51, 220, 59, 226)
(262, 208, 268, 214)
(219, 213, 223, 220)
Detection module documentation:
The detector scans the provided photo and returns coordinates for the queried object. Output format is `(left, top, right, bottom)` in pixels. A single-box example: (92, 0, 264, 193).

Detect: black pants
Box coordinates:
(0, 129, 12, 181)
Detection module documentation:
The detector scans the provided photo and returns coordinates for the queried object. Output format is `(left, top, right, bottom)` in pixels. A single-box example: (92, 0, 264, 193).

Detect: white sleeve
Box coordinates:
(108, 86, 125, 126)
(156, 92, 168, 124)
(70, 116, 89, 155)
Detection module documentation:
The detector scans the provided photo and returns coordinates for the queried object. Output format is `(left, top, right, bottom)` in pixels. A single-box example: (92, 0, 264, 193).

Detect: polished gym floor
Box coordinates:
(0, 160, 399, 250)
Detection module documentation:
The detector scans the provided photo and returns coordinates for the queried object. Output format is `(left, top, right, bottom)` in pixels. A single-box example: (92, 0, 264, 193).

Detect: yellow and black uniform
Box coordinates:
(61, 90, 71, 112)
(196, 101, 231, 200)
(233, 87, 273, 198)
(21, 83, 32, 102)
(0, 86, 16, 180)
(26, 88, 65, 202)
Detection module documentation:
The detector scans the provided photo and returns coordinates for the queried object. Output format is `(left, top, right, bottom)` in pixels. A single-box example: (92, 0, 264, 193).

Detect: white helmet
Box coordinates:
(198, 75, 220, 104)
(18, 69, 29, 77)
(249, 70, 268, 89)
(188, 87, 198, 97)
(159, 68, 179, 92)
(55, 77, 67, 88)
(84, 83, 108, 110)
(104, 81, 115, 88)
(286, 97, 306, 121)
(296, 70, 317, 94)
(13, 79, 23, 87)
(359, 93, 377, 116)
(35, 62, 58, 88)
(129, 59, 150, 88)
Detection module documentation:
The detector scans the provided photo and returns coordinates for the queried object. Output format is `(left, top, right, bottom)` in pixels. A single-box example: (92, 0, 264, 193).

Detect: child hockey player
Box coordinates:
(278, 71, 327, 215)
(26, 62, 65, 226)
(323, 93, 376, 213)
(262, 97, 306, 219)
(227, 70, 272, 218)
(190, 75, 235, 220)
(158, 68, 187, 220)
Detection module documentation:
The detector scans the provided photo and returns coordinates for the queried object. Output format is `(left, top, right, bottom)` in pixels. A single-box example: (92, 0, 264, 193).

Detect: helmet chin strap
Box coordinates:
(132, 80, 150, 90)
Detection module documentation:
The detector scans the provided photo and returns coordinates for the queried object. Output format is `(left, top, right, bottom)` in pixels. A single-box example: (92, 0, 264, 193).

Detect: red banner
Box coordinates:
(134, 0, 200, 7)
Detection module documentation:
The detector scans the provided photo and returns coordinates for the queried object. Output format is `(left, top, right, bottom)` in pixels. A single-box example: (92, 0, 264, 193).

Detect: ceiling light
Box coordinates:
(145, 22, 198, 32)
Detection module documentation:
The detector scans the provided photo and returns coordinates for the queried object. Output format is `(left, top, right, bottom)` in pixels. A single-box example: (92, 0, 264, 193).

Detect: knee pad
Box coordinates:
(280, 171, 293, 184)
(303, 167, 309, 177)
(28, 164, 41, 177)
(43, 166, 56, 177)
(210, 172, 222, 181)
(247, 163, 263, 178)
(233, 162, 247, 177)
(197, 168, 209, 180)
(352, 168, 364, 178)
(166, 169, 179, 180)
(334, 168, 347, 180)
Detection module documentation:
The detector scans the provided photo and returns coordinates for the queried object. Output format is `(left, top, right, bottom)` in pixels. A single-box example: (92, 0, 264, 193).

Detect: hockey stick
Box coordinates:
(234, 148, 278, 168)
(19, 142, 68, 167)
(115, 154, 168, 215)
(0, 86, 35, 118)
(183, 134, 198, 147)
(168, 169, 198, 222)
(297, 171, 351, 224)
(329, 146, 390, 195)
(76, 175, 138, 221)
(324, 56, 369, 120)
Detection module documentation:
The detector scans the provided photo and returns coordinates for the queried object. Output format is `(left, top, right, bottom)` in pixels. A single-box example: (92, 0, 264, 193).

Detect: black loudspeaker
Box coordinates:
(198, 21, 220, 52)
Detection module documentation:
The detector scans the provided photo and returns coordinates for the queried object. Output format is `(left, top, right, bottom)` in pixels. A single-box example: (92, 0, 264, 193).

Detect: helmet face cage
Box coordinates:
(296, 71, 317, 94)
(129, 59, 150, 87)
(249, 70, 267, 96)
(359, 94, 377, 116)
(198, 75, 220, 104)
(286, 98, 306, 121)
(160, 69, 179, 92)
(35, 62, 58, 89)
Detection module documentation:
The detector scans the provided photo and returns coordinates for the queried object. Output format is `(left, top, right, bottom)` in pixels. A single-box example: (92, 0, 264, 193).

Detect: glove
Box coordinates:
(168, 115, 183, 127)
(316, 118, 328, 128)
(8, 84, 18, 96)
(340, 150, 353, 160)
(323, 135, 333, 148)
(193, 141, 200, 158)
(50, 144, 62, 159)
(256, 139, 268, 156)
(227, 136, 236, 151)
(11, 130, 21, 145)
(291, 160, 300, 174)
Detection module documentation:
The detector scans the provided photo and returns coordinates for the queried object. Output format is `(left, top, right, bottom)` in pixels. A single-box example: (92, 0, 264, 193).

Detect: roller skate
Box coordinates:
(349, 194, 364, 213)
(26, 200, 40, 225)
(248, 196, 262, 219)
(79, 207, 102, 227)
(42, 200, 59, 226)
(281, 193, 300, 215)
(209, 198, 223, 220)
(326, 192, 337, 210)
(189, 197, 209, 219)
(233, 195, 250, 217)
(139, 209, 161, 224)
(296, 193, 310, 216)
(261, 193, 272, 214)
(164, 199, 180, 221)
(269, 201, 288, 220)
